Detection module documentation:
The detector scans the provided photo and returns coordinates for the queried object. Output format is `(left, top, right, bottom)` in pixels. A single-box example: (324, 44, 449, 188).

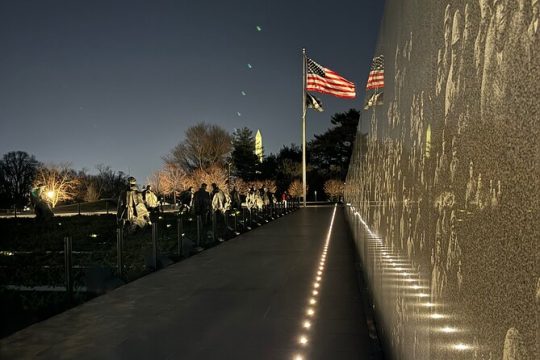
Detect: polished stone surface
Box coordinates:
(345, 0, 539, 359)
(0, 207, 380, 359)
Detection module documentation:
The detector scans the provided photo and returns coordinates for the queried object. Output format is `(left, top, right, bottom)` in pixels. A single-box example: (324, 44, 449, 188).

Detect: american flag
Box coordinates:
(306, 58, 356, 99)
(366, 55, 384, 90)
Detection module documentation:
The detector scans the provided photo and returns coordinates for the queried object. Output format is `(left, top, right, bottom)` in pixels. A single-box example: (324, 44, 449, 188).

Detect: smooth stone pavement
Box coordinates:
(0, 206, 382, 359)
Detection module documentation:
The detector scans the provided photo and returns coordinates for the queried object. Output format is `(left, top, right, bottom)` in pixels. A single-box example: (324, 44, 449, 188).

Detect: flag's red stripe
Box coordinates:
(306, 81, 355, 93)
(307, 87, 356, 99)
(307, 80, 355, 93)
(367, 80, 384, 86)
(307, 85, 356, 96)
(368, 74, 384, 81)
(307, 74, 355, 89)
(306, 84, 356, 98)
(307, 74, 355, 88)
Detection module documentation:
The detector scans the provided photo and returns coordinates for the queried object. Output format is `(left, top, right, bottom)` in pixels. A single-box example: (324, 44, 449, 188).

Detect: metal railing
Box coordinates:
(0, 201, 299, 336)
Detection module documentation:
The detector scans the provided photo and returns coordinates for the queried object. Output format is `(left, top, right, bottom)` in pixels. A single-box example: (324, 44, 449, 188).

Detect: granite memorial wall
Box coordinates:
(344, 0, 539, 358)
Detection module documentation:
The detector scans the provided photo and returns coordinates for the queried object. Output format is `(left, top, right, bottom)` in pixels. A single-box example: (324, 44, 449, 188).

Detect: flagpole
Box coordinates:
(302, 48, 307, 207)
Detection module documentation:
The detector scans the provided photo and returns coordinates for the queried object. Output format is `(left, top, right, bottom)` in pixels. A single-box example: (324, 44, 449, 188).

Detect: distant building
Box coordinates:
(255, 129, 264, 163)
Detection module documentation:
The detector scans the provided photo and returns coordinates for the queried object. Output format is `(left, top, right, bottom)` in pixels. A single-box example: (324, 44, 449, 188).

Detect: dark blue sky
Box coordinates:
(0, 0, 384, 183)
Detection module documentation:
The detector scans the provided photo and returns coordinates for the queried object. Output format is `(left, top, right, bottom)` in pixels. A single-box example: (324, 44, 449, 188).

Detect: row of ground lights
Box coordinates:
(348, 205, 474, 354)
(293, 204, 337, 360)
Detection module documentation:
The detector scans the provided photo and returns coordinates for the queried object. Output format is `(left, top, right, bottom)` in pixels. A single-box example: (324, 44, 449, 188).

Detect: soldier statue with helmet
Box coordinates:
(117, 176, 150, 232)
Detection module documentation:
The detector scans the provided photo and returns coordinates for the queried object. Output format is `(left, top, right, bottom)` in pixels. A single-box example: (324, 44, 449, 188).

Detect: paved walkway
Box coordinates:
(0, 206, 381, 359)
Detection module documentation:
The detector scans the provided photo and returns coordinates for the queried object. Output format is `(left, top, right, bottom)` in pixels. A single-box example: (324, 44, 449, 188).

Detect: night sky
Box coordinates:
(0, 0, 384, 183)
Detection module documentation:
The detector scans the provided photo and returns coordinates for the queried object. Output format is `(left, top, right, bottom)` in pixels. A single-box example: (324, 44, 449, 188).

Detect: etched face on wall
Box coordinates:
(464, 4, 472, 42)
(444, 4, 452, 44)
(532, 0, 539, 18)
(479, 0, 491, 19)
(451, 10, 462, 64)
(494, 0, 510, 49)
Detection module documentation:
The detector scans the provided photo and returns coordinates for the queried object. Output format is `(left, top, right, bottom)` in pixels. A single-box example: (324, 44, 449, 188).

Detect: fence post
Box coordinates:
(196, 215, 202, 248)
(105, 200, 109, 214)
(64, 236, 73, 300)
(116, 226, 123, 277)
(13, 206, 17, 219)
(212, 212, 217, 242)
(152, 222, 158, 270)
(78, 202, 81, 216)
(177, 217, 183, 256)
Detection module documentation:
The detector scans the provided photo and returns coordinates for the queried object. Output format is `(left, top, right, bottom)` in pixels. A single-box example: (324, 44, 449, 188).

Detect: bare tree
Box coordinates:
(94, 164, 127, 199)
(0, 151, 39, 207)
(324, 179, 344, 201)
(165, 123, 232, 172)
(84, 183, 101, 202)
(34, 163, 79, 208)
(147, 171, 165, 195)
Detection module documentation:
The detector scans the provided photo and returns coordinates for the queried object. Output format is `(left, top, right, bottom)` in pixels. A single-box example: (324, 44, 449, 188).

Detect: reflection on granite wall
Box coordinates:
(345, 0, 539, 359)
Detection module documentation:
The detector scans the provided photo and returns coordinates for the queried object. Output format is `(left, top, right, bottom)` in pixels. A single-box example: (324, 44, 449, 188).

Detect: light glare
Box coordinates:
(440, 326, 458, 333)
(453, 343, 472, 351)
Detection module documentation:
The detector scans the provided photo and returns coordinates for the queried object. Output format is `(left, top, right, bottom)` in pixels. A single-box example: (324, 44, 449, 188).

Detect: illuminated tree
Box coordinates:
(149, 163, 189, 204)
(324, 179, 345, 201)
(249, 179, 277, 193)
(230, 177, 248, 194)
(34, 163, 79, 208)
(147, 171, 165, 194)
(288, 179, 307, 199)
(190, 165, 228, 192)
